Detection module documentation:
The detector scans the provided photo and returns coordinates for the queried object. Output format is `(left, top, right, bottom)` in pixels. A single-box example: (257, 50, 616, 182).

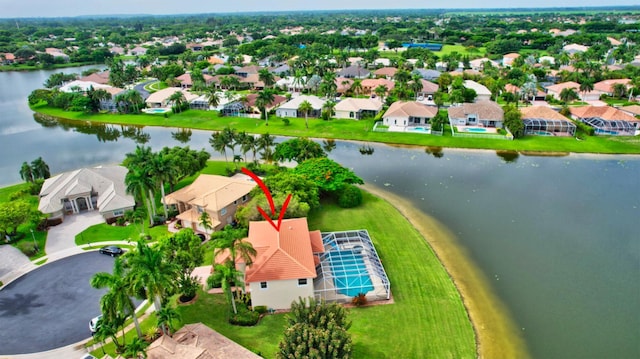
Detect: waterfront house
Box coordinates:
(464, 80, 492, 102)
(334, 98, 383, 119)
(164, 175, 256, 233)
(275, 95, 325, 118)
(382, 101, 438, 128)
(145, 88, 198, 108)
(520, 106, 576, 136)
(448, 101, 504, 128)
(38, 165, 134, 223)
(569, 106, 639, 136)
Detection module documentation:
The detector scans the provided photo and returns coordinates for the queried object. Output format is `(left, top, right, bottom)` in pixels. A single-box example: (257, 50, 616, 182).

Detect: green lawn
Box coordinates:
(434, 44, 486, 57)
(0, 182, 48, 260)
(145, 81, 168, 93)
(75, 222, 170, 245)
(32, 105, 640, 154)
(174, 192, 476, 358)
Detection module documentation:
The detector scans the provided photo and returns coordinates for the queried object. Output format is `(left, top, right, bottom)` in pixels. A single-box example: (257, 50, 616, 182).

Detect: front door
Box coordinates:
(76, 197, 88, 212)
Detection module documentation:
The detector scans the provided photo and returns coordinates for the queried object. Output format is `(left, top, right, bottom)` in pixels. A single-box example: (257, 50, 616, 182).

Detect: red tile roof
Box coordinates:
(569, 106, 639, 122)
(243, 218, 322, 282)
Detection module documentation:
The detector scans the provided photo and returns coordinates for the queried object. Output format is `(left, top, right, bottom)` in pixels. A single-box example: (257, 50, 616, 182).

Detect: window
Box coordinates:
(298, 278, 308, 286)
(242, 195, 248, 202)
(260, 282, 268, 289)
(220, 208, 227, 216)
(196, 206, 204, 214)
(350, 111, 354, 118)
(113, 209, 124, 216)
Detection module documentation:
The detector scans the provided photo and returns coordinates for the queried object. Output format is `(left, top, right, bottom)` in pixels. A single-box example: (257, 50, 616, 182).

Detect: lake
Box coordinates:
(1, 68, 638, 359)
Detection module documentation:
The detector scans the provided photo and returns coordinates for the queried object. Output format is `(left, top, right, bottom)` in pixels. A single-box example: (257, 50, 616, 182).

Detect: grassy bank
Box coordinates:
(32, 105, 640, 154)
(0, 183, 48, 260)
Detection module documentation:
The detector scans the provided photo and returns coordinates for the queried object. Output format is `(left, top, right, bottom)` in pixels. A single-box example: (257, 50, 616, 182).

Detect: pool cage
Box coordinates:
(523, 118, 576, 136)
(581, 117, 637, 136)
(313, 230, 391, 304)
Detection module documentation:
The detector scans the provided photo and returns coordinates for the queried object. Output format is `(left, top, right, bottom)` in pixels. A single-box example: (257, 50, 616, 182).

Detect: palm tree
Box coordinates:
(258, 133, 275, 164)
(31, 157, 50, 179)
(559, 88, 579, 103)
(211, 261, 244, 314)
(125, 168, 155, 225)
(127, 241, 180, 332)
(258, 68, 275, 88)
(123, 337, 149, 359)
(612, 83, 627, 99)
(213, 226, 256, 272)
(238, 132, 258, 163)
(351, 78, 363, 96)
(322, 100, 336, 120)
(199, 211, 212, 237)
(374, 84, 388, 102)
(210, 131, 229, 165)
(168, 91, 187, 113)
(91, 258, 143, 338)
(579, 79, 595, 102)
(222, 127, 238, 165)
(205, 86, 220, 110)
(148, 152, 175, 220)
(255, 89, 275, 121)
(156, 306, 181, 336)
(410, 80, 424, 100)
(93, 314, 126, 352)
(19, 162, 34, 183)
(298, 100, 314, 129)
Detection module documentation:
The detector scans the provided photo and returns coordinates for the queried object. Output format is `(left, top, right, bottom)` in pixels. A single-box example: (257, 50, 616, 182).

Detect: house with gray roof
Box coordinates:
(336, 65, 370, 79)
(38, 165, 135, 223)
(448, 101, 505, 128)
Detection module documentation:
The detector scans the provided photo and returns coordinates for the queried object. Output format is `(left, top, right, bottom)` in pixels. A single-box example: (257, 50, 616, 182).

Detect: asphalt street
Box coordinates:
(0, 252, 116, 354)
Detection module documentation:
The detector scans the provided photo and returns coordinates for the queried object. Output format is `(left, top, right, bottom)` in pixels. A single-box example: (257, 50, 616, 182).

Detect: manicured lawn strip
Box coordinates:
(75, 223, 169, 245)
(32, 105, 640, 154)
(0, 183, 30, 202)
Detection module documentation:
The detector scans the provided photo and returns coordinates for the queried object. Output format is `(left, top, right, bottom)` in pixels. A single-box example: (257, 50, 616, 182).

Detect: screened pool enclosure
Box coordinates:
(314, 230, 391, 303)
(523, 117, 576, 136)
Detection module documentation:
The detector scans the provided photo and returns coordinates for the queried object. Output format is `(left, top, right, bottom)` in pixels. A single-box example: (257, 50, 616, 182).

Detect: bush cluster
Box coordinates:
(229, 308, 260, 326)
(17, 241, 38, 256)
(338, 185, 363, 208)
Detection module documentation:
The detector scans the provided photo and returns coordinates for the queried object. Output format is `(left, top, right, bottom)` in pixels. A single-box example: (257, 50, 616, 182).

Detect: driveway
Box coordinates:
(45, 212, 104, 256)
(0, 252, 117, 354)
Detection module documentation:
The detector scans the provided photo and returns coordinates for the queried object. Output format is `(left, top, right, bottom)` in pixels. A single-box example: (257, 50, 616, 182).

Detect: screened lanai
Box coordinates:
(581, 117, 638, 136)
(313, 230, 391, 303)
(523, 118, 576, 136)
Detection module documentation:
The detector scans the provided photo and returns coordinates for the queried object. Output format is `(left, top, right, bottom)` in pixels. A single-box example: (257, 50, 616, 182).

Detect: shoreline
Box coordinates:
(362, 183, 530, 359)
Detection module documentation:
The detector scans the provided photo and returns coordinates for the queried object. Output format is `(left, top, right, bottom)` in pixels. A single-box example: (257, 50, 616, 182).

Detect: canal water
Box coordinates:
(0, 68, 638, 359)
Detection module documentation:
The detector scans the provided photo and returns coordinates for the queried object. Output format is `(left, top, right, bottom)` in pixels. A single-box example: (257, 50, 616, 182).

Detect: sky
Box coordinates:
(1, 0, 639, 18)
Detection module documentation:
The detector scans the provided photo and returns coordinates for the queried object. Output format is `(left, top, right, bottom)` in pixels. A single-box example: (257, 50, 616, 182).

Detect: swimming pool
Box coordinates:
(143, 108, 171, 114)
(533, 131, 554, 136)
(326, 250, 374, 297)
(465, 127, 487, 133)
(407, 127, 431, 134)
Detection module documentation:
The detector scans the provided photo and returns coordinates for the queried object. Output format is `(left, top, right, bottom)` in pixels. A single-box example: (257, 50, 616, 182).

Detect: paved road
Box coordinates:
(0, 252, 116, 354)
(134, 80, 154, 100)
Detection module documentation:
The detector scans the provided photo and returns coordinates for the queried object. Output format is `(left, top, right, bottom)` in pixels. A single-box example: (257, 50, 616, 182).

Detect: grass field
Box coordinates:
(75, 222, 170, 245)
(0, 183, 48, 260)
(33, 105, 640, 154)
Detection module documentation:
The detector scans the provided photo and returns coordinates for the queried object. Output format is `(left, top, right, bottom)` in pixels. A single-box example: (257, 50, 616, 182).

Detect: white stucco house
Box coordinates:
(275, 95, 325, 118)
(38, 165, 135, 223)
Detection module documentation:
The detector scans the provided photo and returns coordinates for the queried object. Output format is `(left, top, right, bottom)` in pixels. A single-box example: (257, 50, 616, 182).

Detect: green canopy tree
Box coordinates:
(293, 157, 364, 194)
(503, 104, 524, 139)
(274, 138, 326, 163)
(19, 162, 34, 183)
(0, 201, 32, 238)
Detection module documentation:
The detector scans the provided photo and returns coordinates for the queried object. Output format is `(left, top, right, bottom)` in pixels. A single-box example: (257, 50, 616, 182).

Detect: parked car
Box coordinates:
(99, 245, 124, 257)
(89, 315, 102, 333)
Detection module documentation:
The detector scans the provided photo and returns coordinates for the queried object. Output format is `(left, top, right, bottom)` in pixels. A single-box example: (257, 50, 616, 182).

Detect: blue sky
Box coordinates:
(1, 0, 639, 18)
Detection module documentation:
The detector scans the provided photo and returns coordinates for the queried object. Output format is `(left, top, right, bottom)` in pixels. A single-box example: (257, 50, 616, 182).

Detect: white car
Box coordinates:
(89, 315, 102, 333)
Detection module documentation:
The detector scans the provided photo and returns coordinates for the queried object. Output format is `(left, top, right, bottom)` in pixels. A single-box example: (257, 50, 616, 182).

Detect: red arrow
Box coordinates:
(242, 167, 292, 232)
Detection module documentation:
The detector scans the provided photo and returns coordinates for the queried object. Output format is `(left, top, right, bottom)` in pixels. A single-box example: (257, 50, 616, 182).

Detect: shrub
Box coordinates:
(206, 274, 222, 289)
(116, 217, 126, 226)
(281, 118, 290, 126)
(9, 190, 29, 201)
(229, 308, 260, 326)
(254, 305, 268, 314)
(352, 293, 368, 307)
(0, 281, 3, 287)
(338, 185, 363, 208)
(17, 241, 38, 257)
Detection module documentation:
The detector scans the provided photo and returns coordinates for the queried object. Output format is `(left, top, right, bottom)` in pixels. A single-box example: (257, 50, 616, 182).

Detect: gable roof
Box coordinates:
(244, 218, 321, 282)
(373, 67, 398, 77)
(593, 79, 631, 93)
(520, 106, 571, 121)
(620, 105, 640, 116)
(420, 79, 439, 93)
(244, 93, 287, 109)
(448, 101, 504, 120)
(145, 88, 198, 105)
(337, 65, 370, 78)
(278, 95, 326, 110)
(569, 106, 639, 122)
(164, 175, 256, 212)
(545, 81, 580, 94)
(383, 101, 438, 119)
(361, 78, 395, 91)
(335, 98, 383, 112)
(464, 80, 492, 96)
(79, 71, 110, 85)
(38, 165, 134, 214)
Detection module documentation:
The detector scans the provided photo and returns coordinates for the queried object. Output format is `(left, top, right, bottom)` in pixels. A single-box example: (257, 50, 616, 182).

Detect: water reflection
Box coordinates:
(496, 150, 519, 163)
(171, 128, 193, 144)
(33, 114, 150, 144)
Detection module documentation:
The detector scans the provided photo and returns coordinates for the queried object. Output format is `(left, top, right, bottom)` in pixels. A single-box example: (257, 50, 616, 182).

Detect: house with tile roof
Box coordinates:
(147, 323, 261, 359)
(448, 101, 504, 128)
(593, 79, 631, 96)
(78, 71, 110, 85)
(145, 88, 199, 108)
(382, 101, 438, 128)
(569, 106, 639, 136)
(275, 95, 326, 118)
(336, 65, 370, 79)
(239, 218, 324, 310)
(38, 165, 134, 223)
(620, 104, 640, 117)
(502, 53, 521, 67)
(520, 106, 576, 136)
(334, 98, 383, 119)
(164, 175, 256, 233)
(470, 57, 499, 71)
(563, 43, 589, 55)
(413, 68, 441, 81)
(545, 81, 581, 100)
(373, 67, 398, 79)
(175, 73, 215, 89)
(417, 79, 439, 100)
(361, 78, 395, 96)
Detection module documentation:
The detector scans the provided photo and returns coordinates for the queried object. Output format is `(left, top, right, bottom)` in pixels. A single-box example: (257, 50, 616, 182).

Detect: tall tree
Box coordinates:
(91, 258, 143, 338)
(298, 100, 314, 129)
(255, 89, 275, 122)
(19, 162, 34, 183)
(258, 133, 276, 164)
(126, 241, 180, 332)
(210, 131, 229, 165)
(30, 157, 50, 179)
(258, 68, 275, 88)
(205, 86, 220, 109)
(210, 261, 244, 314)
